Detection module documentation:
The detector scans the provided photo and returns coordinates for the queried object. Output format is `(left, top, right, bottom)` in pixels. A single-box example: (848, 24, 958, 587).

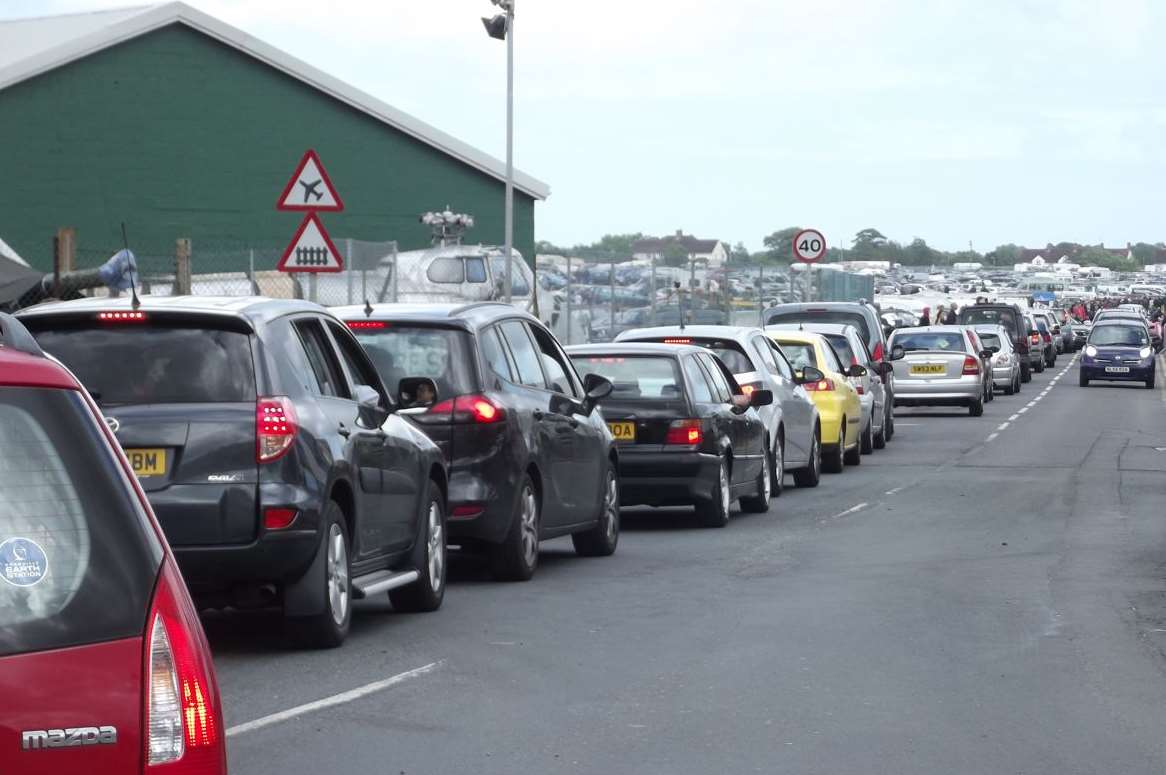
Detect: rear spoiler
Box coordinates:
(0, 312, 45, 357)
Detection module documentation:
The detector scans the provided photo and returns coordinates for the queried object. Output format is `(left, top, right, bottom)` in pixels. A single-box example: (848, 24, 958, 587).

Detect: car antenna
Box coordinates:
(121, 222, 142, 311)
(363, 298, 374, 318)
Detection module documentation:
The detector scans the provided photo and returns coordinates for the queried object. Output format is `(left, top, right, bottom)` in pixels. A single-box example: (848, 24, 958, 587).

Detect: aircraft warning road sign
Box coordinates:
(277, 213, 345, 273)
(277, 149, 344, 212)
(793, 229, 827, 263)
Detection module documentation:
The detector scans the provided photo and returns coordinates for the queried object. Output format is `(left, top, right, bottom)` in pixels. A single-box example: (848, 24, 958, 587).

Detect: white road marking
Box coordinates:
(1018, 407, 1029, 414)
(226, 661, 443, 738)
(996, 422, 1009, 431)
(884, 486, 906, 496)
(986, 432, 999, 442)
(829, 502, 868, 520)
(1009, 414, 1020, 421)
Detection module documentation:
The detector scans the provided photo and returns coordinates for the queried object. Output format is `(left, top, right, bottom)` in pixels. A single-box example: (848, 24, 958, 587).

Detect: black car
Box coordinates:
(957, 303, 1033, 382)
(334, 302, 619, 582)
(566, 342, 773, 527)
(19, 296, 448, 648)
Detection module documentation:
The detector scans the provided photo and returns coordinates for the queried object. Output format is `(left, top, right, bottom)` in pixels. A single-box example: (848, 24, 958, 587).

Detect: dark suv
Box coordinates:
(19, 296, 448, 648)
(957, 303, 1033, 382)
(333, 302, 619, 581)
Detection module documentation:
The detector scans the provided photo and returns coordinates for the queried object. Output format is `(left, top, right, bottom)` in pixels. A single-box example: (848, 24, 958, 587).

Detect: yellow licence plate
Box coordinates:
(910, 364, 946, 375)
(126, 448, 167, 477)
(607, 421, 636, 442)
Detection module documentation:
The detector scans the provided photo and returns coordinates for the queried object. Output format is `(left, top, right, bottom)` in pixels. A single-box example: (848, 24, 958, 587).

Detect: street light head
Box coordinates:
(482, 14, 508, 40)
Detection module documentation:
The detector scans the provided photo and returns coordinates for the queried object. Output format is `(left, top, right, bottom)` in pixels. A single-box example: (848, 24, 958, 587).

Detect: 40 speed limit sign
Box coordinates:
(793, 229, 827, 263)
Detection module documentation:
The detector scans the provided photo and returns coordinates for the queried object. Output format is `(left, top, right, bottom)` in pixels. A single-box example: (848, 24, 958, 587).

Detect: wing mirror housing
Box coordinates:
(889, 344, 906, 361)
(355, 383, 391, 428)
(795, 365, 826, 385)
(581, 373, 613, 414)
(847, 364, 868, 378)
(749, 388, 773, 407)
(397, 377, 439, 411)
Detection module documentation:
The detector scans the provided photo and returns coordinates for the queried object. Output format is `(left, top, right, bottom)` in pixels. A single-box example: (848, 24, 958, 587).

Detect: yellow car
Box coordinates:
(765, 330, 863, 472)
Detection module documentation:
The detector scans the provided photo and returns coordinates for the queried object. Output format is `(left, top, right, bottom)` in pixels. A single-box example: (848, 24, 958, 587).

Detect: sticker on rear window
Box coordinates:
(0, 537, 49, 588)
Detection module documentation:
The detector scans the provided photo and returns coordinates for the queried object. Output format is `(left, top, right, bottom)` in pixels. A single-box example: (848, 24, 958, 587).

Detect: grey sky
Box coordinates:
(6, 0, 1166, 252)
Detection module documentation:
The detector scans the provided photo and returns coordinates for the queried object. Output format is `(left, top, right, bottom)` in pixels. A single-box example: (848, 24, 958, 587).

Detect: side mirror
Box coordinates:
(749, 388, 774, 407)
(796, 365, 826, 385)
(581, 373, 613, 414)
(980, 349, 995, 360)
(397, 376, 439, 410)
(354, 383, 391, 428)
(889, 345, 906, 361)
(847, 364, 868, 378)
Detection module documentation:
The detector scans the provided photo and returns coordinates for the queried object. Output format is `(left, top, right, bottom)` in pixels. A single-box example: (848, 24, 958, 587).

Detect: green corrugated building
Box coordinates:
(0, 3, 548, 272)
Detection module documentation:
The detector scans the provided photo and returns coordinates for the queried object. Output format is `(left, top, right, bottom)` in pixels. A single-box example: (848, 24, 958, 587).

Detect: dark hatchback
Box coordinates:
(19, 296, 448, 647)
(957, 303, 1033, 382)
(1079, 321, 1156, 388)
(334, 302, 619, 582)
(566, 342, 773, 527)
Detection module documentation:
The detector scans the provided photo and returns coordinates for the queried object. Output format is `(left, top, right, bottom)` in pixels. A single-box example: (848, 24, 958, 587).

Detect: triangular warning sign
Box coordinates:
(277, 213, 345, 273)
(277, 149, 344, 212)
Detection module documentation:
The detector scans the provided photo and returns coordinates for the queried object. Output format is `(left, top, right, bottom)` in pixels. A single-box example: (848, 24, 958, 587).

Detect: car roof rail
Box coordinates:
(0, 312, 45, 357)
(451, 301, 519, 316)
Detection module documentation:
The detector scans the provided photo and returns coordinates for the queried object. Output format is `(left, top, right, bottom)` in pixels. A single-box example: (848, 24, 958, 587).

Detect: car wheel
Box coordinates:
(873, 415, 887, 449)
(286, 501, 351, 649)
(843, 427, 862, 466)
(695, 457, 731, 527)
(1079, 372, 1089, 388)
(572, 461, 620, 556)
(860, 418, 874, 454)
(1021, 363, 1031, 383)
(390, 480, 447, 613)
(792, 428, 822, 487)
(489, 474, 540, 581)
(969, 397, 984, 417)
(884, 404, 895, 441)
(1003, 377, 1014, 396)
(740, 447, 772, 513)
(1146, 372, 1156, 390)
(1034, 359, 1045, 373)
(822, 423, 845, 474)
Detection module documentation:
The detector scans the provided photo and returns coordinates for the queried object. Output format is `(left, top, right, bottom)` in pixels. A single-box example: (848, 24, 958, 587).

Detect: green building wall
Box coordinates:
(0, 23, 536, 272)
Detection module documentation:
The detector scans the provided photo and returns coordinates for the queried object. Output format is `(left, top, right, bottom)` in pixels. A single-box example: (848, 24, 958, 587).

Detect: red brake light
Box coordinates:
(346, 320, 387, 329)
(264, 507, 298, 530)
(98, 311, 146, 323)
(451, 504, 485, 519)
(872, 341, 885, 362)
(145, 560, 225, 772)
(665, 419, 703, 446)
(464, 396, 500, 423)
(420, 394, 504, 425)
(662, 338, 692, 344)
(962, 356, 980, 375)
(257, 397, 298, 463)
(803, 378, 835, 391)
(1030, 333, 1041, 344)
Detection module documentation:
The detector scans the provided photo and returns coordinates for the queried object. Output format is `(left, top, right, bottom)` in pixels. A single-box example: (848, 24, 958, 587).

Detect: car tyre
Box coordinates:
(860, 418, 874, 454)
(884, 404, 895, 441)
(1146, 372, 1156, 390)
(389, 480, 447, 613)
(823, 423, 845, 474)
(1034, 358, 1045, 374)
(286, 501, 351, 649)
(969, 397, 984, 417)
(873, 415, 887, 449)
(792, 428, 822, 487)
(1079, 372, 1089, 388)
(490, 474, 540, 581)
(740, 448, 772, 513)
(1021, 362, 1031, 383)
(572, 461, 620, 556)
(1003, 378, 1015, 396)
(695, 457, 731, 527)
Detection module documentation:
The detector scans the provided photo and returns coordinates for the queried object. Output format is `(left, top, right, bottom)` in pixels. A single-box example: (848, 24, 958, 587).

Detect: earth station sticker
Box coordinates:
(0, 537, 49, 588)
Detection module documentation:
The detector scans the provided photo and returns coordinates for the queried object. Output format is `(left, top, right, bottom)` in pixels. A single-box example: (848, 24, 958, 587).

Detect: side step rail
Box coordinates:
(351, 569, 420, 599)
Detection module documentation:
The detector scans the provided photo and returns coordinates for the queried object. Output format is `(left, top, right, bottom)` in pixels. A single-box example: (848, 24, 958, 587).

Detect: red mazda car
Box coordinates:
(0, 313, 227, 774)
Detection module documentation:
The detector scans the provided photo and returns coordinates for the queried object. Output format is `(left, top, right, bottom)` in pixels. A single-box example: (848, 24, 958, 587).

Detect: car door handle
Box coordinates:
(338, 423, 351, 439)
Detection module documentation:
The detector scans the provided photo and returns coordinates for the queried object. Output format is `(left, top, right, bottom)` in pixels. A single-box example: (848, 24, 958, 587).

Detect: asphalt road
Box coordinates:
(211, 352, 1166, 775)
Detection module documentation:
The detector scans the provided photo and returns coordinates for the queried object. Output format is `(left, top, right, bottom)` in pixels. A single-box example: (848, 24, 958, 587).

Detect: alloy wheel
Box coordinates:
(427, 502, 445, 593)
(326, 523, 349, 626)
(520, 485, 539, 568)
(811, 434, 821, 477)
(602, 470, 619, 541)
(719, 462, 730, 513)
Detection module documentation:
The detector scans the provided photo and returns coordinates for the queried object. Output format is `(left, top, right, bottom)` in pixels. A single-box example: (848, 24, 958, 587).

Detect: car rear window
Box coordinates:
(0, 387, 159, 657)
(821, 334, 857, 366)
(775, 341, 817, 370)
(960, 307, 1017, 337)
(892, 332, 966, 352)
(977, 332, 1003, 350)
(30, 323, 255, 405)
(766, 310, 871, 345)
(570, 355, 683, 400)
(350, 325, 475, 398)
(631, 337, 753, 374)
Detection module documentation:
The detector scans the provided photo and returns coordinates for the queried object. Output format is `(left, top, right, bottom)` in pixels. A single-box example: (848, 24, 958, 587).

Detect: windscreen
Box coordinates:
(351, 325, 475, 398)
(1090, 325, 1148, 347)
(766, 310, 871, 344)
(31, 323, 255, 405)
(775, 342, 817, 370)
(570, 355, 683, 400)
(0, 387, 159, 656)
(892, 331, 966, 352)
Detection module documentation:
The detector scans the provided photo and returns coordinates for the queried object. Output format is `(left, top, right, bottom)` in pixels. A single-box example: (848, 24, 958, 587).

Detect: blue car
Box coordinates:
(1079, 320, 1156, 388)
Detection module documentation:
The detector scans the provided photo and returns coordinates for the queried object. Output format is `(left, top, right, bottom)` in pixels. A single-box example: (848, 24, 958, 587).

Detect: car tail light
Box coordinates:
(264, 507, 298, 530)
(852, 381, 865, 395)
(1030, 332, 1041, 345)
(962, 356, 980, 375)
(451, 504, 485, 519)
(98, 311, 147, 323)
(257, 397, 298, 463)
(662, 338, 692, 344)
(872, 341, 885, 362)
(419, 394, 504, 425)
(802, 378, 835, 391)
(665, 419, 703, 446)
(346, 320, 387, 330)
(145, 560, 225, 772)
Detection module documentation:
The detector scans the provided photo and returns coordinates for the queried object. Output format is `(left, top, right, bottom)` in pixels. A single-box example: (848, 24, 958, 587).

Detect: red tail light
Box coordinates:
(872, 341, 885, 362)
(264, 507, 298, 530)
(665, 419, 703, 446)
(346, 320, 387, 330)
(98, 311, 147, 323)
(802, 378, 835, 391)
(420, 394, 505, 425)
(145, 560, 226, 773)
(257, 397, 298, 463)
(962, 356, 980, 375)
(1030, 333, 1041, 345)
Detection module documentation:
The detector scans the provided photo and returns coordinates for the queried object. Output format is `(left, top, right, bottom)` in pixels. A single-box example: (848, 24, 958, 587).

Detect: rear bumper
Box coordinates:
(617, 449, 720, 507)
(444, 461, 518, 545)
(895, 378, 981, 405)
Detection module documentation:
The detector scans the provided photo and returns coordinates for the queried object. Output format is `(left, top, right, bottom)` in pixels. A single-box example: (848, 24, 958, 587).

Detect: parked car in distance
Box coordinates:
(613, 325, 822, 489)
(1079, 320, 1156, 388)
(958, 302, 1033, 383)
(1021, 313, 1047, 374)
(567, 343, 773, 526)
(762, 301, 896, 441)
(20, 296, 448, 648)
(887, 326, 993, 416)
(972, 324, 1021, 395)
(334, 302, 619, 582)
(768, 322, 889, 452)
(765, 330, 863, 472)
(0, 313, 227, 774)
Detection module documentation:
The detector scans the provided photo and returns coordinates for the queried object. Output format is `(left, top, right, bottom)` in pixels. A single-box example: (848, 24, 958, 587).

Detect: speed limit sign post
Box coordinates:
(793, 229, 827, 263)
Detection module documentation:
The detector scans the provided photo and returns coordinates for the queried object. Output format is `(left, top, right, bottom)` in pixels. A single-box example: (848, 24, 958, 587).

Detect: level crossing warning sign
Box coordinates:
(277, 213, 344, 273)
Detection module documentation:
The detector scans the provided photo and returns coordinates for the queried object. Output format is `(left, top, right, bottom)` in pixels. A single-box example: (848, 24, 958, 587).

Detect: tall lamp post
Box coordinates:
(482, 0, 515, 303)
